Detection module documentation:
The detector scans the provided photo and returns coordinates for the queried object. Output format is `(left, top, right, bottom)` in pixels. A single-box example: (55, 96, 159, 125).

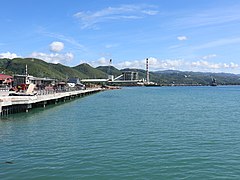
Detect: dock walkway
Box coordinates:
(0, 88, 102, 116)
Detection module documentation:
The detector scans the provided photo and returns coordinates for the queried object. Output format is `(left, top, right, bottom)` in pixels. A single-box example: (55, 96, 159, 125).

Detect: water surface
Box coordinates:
(1, 86, 240, 179)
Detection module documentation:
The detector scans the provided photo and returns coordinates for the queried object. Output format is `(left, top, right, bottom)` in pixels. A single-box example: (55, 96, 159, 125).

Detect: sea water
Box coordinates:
(1, 86, 240, 179)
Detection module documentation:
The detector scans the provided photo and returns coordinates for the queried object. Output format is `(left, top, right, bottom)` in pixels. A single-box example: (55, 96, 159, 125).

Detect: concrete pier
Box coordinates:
(0, 88, 102, 116)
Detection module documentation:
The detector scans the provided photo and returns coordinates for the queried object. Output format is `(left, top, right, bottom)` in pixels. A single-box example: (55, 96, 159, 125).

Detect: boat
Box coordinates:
(9, 84, 37, 96)
(210, 77, 217, 86)
(144, 82, 161, 87)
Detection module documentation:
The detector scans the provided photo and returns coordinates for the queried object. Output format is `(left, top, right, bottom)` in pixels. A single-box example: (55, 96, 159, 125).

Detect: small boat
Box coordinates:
(210, 77, 217, 86)
(144, 82, 161, 87)
(9, 84, 37, 96)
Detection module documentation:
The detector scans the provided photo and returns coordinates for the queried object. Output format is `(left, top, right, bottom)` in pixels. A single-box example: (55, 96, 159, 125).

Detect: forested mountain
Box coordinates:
(74, 63, 107, 79)
(96, 66, 122, 77)
(1, 58, 240, 85)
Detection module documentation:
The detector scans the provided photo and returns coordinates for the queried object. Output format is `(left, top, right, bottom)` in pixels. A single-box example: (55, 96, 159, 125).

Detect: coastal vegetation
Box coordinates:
(1, 58, 240, 85)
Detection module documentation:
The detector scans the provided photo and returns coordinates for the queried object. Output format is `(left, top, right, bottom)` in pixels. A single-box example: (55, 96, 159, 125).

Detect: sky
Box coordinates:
(1, 0, 240, 73)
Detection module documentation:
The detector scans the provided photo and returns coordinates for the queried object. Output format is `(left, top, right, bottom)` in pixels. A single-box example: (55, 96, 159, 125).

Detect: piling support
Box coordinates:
(42, 101, 47, 108)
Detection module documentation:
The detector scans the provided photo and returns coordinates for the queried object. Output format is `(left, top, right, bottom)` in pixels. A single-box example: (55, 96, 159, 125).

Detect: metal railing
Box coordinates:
(0, 87, 10, 91)
(35, 87, 87, 96)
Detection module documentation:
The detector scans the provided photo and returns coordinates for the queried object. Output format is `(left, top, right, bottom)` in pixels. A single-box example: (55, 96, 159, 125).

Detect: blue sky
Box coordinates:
(1, 0, 240, 73)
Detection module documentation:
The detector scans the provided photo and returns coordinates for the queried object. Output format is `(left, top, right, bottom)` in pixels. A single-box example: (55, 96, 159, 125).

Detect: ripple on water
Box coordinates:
(1, 87, 240, 179)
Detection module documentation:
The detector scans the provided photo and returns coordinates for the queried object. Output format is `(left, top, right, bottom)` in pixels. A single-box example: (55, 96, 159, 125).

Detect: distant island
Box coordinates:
(1, 57, 240, 86)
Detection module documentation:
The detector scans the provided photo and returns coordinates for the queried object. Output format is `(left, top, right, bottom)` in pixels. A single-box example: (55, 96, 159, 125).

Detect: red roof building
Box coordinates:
(0, 74, 13, 85)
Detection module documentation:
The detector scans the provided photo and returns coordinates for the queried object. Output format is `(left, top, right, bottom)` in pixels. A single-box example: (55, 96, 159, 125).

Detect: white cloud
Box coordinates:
(105, 57, 240, 73)
(49, 41, 64, 52)
(192, 60, 219, 69)
(142, 10, 158, 15)
(0, 52, 20, 59)
(177, 36, 187, 41)
(115, 57, 184, 70)
(230, 62, 239, 68)
(74, 4, 158, 29)
(97, 57, 108, 65)
(201, 54, 217, 60)
(78, 57, 110, 68)
(222, 62, 239, 69)
(30, 52, 74, 64)
(191, 60, 239, 70)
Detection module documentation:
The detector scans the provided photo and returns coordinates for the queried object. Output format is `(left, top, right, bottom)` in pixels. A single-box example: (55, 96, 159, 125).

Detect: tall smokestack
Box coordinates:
(108, 59, 112, 75)
(146, 58, 149, 84)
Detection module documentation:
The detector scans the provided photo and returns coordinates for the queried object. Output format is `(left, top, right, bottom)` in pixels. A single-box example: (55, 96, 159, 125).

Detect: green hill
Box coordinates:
(0, 58, 110, 80)
(0, 58, 87, 80)
(73, 63, 107, 79)
(49, 63, 87, 79)
(1, 57, 240, 85)
(96, 66, 122, 77)
(153, 70, 240, 85)
(120, 68, 240, 85)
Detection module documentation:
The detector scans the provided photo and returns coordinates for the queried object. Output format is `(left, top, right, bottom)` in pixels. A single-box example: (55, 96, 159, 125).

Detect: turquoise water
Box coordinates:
(1, 86, 240, 179)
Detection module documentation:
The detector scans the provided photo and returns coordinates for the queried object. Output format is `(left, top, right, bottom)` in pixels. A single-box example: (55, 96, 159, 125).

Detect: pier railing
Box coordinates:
(35, 87, 87, 96)
(0, 87, 10, 91)
(0, 88, 103, 116)
(0, 87, 97, 97)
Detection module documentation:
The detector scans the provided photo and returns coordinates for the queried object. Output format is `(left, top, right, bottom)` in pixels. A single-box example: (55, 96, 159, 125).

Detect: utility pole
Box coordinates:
(25, 64, 28, 75)
(146, 58, 149, 84)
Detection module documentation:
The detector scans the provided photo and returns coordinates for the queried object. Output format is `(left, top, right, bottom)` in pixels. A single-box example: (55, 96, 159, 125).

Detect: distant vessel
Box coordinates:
(211, 77, 217, 86)
(144, 82, 161, 87)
